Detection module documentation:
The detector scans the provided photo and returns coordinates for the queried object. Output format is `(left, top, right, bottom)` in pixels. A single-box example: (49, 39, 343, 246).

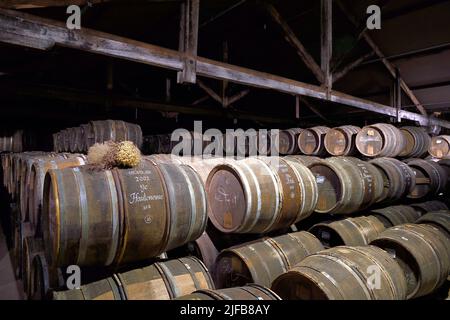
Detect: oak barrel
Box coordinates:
(309, 157, 383, 214)
(271, 245, 407, 300)
(355, 123, 405, 157)
(214, 231, 323, 288)
(309, 216, 385, 247)
(42, 160, 207, 267)
(416, 211, 450, 235)
(370, 205, 421, 228)
(369, 157, 415, 204)
(206, 157, 317, 233)
(324, 125, 361, 156)
(275, 128, 303, 155)
(404, 159, 447, 199)
(297, 126, 330, 156)
(398, 126, 431, 158)
(429, 135, 450, 159)
(371, 223, 450, 299)
(53, 256, 214, 300)
(176, 284, 281, 300)
(410, 200, 448, 214)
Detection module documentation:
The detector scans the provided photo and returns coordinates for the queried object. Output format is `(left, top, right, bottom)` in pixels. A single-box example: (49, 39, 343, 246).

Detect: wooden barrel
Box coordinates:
(416, 211, 450, 235)
(176, 284, 281, 300)
(410, 200, 448, 214)
(275, 128, 303, 155)
(178, 157, 235, 185)
(271, 245, 407, 300)
(297, 126, 330, 156)
(370, 205, 421, 228)
(429, 135, 450, 159)
(404, 159, 447, 199)
(19, 154, 73, 223)
(438, 159, 450, 193)
(371, 223, 450, 299)
(53, 277, 122, 300)
(28, 156, 87, 234)
(369, 157, 415, 204)
(324, 125, 361, 156)
(0, 136, 14, 152)
(257, 130, 272, 155)
(399, 126, 431, 158)
(355, 123, 405, 157)
(28, 253, 63, 300)
(119, 257, 214, 299)
(13, 221, 33, 279)
(206, 157, 317, 233)
(42, 160, 207, 267)
(214, 231, 323, 288)
(78, 123, 93, 152)
(22, 237, 44, 298)
(309, 216, 385, 247)
(283, 155, 321, 168)
(11, 130, 24, 153)
(53, 257, 214, 300)
(89, 120, 143, 150)
(308, 157, 383, 214)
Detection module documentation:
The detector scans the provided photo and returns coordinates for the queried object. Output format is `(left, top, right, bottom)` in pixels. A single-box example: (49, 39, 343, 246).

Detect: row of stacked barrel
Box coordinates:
(278, 124, 450, 159)
(52, 203, 450, 300)
(141, 124, 450, 159)
(52, 120, 143, 153)
(0, 130, 24, 153)
(1, 151, 449, 299)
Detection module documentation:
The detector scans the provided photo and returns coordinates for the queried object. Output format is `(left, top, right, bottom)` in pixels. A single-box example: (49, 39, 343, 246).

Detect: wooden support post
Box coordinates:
(321, 0, 332, 96)
(222, 40, 229, 107)
(177, 0, 199, 84)
(395, 68, 402, 122)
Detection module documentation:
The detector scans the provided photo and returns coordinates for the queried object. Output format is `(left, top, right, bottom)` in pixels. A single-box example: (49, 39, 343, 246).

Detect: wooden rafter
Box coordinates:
(336, 0, 428, 116)
(0, 8, 447, 127)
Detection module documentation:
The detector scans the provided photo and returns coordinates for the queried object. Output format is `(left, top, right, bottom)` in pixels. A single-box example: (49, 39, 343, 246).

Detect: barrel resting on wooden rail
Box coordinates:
(1, 9, 449, 129)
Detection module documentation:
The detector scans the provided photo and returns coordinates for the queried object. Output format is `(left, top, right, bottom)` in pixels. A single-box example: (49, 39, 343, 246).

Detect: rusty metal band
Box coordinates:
(186, 164, 208, 237)
(238, 286, 266, 300)
(155, 261, 180, 299)
(266, 237, 291, 270)
(239, 161, 263, 233)
(112, 273, 128, 300)
(110, 168, 127, 265)
(323, 252, 374, 299)
(295, 265, 344, 299)
(178, 166, 197, 244)
(73, 167, 89, 265)
(105, 170, 119, 266)
(190, 256, 215, 289)
(225, 162, 253, 232)
(151, 163, 172, 256)
(180, 258, 202, 291)
(262, 160, 284, 231)
(53, 169, 64, 265)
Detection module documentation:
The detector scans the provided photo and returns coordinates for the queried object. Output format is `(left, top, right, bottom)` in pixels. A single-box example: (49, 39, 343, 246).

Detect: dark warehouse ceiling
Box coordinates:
(0, 0, 450, 136)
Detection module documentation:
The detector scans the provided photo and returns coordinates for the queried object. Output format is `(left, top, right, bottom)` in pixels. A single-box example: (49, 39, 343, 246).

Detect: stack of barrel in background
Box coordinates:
(52, 120, 143, 153)
(0, 130, 24, 153)
(1, 120, 450, 301)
